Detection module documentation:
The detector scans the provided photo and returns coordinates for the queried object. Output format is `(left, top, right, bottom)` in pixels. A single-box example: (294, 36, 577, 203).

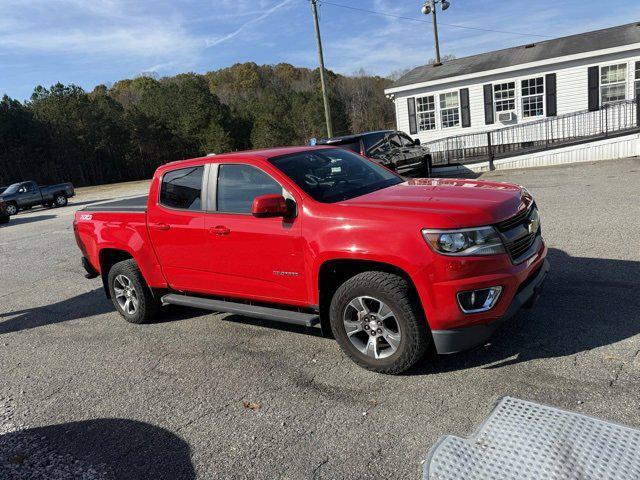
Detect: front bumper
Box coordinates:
(431, 258, 549, 354)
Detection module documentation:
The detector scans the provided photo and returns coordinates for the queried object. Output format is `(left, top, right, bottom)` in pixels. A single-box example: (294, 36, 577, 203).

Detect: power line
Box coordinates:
(313, 0, 552, 39)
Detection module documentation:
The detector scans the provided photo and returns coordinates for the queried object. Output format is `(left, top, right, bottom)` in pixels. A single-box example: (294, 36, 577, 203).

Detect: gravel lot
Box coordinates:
(1, 158, 639, 479)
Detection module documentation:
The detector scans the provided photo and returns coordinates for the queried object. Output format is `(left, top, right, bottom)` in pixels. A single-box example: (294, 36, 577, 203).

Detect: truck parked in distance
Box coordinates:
(316, 130, 432, 177)
(0, 180, 75, 215)
(74, 146, 548, 374)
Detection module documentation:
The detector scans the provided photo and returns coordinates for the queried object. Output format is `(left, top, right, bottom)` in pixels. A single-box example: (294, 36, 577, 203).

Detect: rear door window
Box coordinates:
(216, 164, 282, 214)
(387, 134, 403, 149)
(160, 166, 204, 210)
(363, 132, 390, 156)
(399, 133, 415, 147)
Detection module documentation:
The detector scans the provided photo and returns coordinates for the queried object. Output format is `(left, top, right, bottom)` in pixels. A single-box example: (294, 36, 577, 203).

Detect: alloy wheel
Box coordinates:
(342, 296, 401, 359)
(113, 274, 139, 315)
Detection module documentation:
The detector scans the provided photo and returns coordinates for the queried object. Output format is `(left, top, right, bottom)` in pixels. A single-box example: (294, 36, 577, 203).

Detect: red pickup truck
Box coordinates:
(74, 146, 548, 373)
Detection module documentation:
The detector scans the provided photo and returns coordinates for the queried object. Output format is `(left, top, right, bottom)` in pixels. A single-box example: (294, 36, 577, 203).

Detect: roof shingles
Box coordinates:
(390, 22, 640, 90)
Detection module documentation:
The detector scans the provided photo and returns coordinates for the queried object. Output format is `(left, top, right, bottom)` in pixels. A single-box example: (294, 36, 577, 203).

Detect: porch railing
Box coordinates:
(426, 97, 640, 167)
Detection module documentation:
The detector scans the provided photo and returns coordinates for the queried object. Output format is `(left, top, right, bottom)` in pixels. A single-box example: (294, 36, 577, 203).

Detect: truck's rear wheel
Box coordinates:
(54, 194, 68, 207)
(107, 259, 159, 324)
(5, 203, 17, 216)
(329, 271, 430, 374)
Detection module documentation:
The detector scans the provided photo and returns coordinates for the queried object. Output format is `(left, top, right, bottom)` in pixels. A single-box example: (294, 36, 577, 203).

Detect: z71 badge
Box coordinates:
(273, 271, 299, 277)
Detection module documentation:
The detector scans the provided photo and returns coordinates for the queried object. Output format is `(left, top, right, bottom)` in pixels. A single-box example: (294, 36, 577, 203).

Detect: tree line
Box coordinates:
(0, 63, 395, 187)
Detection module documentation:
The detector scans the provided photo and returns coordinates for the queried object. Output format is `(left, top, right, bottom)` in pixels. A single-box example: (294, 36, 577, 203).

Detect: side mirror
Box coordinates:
(252, 194, 294, 218)
(414, 138, 421, 146)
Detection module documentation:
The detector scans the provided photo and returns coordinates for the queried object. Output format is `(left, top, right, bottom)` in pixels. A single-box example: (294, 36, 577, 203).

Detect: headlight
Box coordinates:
(422, 226, 505, 256)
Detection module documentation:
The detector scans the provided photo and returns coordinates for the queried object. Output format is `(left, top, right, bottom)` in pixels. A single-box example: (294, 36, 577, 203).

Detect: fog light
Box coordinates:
(457, 286, 502, 313)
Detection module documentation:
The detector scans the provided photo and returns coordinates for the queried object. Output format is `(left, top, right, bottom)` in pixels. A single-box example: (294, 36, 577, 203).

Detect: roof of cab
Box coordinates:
(155, 145, 331, 174)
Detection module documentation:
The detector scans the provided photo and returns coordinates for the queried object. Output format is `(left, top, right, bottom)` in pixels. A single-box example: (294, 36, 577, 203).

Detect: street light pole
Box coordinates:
(422, 0, 450, 66)
(310, 0, 333, 138)
(430, 1, 441, 64)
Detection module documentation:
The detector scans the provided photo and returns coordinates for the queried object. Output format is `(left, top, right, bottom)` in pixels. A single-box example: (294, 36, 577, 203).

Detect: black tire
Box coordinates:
(5, 203, 17, 216)
(107, 259, 160, 324)
(54, 194, 68, 207)
(329, 271, 430, 374)
(0, 215, 9, 224)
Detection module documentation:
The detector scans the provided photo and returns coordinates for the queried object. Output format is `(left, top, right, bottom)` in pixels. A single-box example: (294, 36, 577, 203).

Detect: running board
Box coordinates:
(161, 293, 320, 328)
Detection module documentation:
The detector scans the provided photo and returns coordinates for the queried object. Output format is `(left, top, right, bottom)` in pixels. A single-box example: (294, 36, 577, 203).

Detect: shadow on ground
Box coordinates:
(0, 215, 57, 227)
(2, 248, 637, 373)
(431, 165, 485, 179)
(410, 247, 640, 374)
(0, 418, 195, 479)
(0, 289, 113, 335)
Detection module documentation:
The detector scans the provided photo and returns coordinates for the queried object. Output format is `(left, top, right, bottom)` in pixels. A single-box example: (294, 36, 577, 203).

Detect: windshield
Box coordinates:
(2, 183, 20, 195)
(269, 148, 402, 203)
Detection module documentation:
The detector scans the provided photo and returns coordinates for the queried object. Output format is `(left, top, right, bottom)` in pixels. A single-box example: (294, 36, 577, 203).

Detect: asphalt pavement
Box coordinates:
(1, 158, 639, 479)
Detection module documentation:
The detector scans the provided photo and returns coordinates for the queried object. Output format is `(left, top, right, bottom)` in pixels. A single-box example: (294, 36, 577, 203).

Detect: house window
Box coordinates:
(416, 95, 436, 131)
(494, 82, 515, 113)
(600, 63, 627, 104)
(521, 77, 545, 118)
(440, 91, 460, 128)
(635, 61, 640, 98)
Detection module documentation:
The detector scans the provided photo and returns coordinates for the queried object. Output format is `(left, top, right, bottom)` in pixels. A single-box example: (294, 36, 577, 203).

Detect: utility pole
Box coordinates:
(421, 0, 450, 66)
(430, 1, 441, 64)
(310, 0, 333, 138)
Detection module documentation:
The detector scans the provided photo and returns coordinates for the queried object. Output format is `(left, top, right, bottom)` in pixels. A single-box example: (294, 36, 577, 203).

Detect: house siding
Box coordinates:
(393, 48, 640, 143)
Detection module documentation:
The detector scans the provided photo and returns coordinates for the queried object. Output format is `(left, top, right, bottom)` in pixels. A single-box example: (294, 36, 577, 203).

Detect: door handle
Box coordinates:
(210, 225, 230, 236)
(151, 223, 171, 231)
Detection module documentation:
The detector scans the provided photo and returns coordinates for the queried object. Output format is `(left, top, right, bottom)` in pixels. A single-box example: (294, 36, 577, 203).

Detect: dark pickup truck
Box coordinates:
(316, 130, 432, 177)
(0, 180, 75, 215)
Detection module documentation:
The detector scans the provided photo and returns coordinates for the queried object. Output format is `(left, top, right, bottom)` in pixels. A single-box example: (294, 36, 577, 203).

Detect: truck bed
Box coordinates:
(81, 195, 148, 212)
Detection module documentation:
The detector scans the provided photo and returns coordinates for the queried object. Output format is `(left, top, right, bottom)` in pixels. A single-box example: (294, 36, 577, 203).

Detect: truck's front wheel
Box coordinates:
(329, 271, 430, 374)
(107, 259, 159, 324)
(5, 203, 17, 216)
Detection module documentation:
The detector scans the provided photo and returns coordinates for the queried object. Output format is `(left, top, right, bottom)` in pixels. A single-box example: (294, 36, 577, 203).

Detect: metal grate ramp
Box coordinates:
(424, 396, 640, 480)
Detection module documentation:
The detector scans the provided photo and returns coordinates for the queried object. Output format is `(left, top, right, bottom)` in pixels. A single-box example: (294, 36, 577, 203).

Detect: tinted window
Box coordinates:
(217, 164, 282, 213)
(362, 132, 389, 156)
(388, 134, 402, 148)
(399, 134, 414, 147)
(160, 166, 203, 210)
(269, 148, 402, 203)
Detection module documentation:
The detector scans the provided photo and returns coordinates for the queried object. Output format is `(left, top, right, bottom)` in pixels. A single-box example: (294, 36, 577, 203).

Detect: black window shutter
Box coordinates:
(483, 84, 494, 124)
(588, 66, 599, 111)
(407, 97, 417, 134)
(460, 88, 471, 127)
(545, 73, 557, 117)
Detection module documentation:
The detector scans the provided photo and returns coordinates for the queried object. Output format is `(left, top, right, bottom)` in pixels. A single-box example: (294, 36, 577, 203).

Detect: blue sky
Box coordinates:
(1, 0, 639, 101)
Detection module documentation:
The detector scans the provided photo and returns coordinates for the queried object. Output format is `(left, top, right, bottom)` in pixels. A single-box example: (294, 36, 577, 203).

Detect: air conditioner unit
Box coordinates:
(498, 111, 516, 122)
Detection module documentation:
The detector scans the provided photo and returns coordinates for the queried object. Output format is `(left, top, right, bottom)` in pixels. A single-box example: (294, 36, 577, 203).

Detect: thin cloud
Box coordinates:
(204, 0, 294, 48)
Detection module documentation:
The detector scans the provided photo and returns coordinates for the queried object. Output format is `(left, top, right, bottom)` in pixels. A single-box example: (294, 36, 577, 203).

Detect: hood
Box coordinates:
(343, 178, 532, 228)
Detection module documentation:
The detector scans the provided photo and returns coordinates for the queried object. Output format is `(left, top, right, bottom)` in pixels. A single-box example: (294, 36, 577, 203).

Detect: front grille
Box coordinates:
(506, 232, 538, 261)
(495, 203, 540, 263)
(495, 205, 531, 232)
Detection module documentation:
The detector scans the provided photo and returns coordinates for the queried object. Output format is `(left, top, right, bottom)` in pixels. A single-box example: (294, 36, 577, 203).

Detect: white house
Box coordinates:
(385, 22, 640, 144)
